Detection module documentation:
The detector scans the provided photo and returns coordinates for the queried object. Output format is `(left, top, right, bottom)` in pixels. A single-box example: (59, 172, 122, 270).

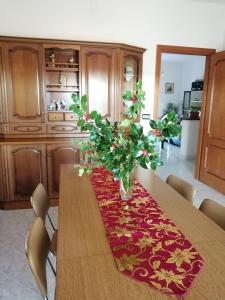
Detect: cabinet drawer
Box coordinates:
(9, 124, 46, 134)
(47, 123, 79, 133)
(48, 112, 64, 121)
(64, 112, 77, 121)
(0, 124, 8, 134)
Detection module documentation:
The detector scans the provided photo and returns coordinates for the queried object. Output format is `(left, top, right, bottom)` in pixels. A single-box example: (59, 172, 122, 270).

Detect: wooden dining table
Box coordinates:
(56, 164, 225, 299)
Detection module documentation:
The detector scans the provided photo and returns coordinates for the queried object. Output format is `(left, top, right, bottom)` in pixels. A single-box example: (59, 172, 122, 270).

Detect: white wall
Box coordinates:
(158, 61, 182, 117)
(158, 55, 206, 117)
(180, 56, 206, 93)
(0, 0, 225, 118)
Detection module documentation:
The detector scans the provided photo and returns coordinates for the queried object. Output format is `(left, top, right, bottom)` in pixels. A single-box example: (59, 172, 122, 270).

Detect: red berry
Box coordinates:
(131, 96, 138, 103)
(142, 150, 148, 157)
(85, 113, 90, 121)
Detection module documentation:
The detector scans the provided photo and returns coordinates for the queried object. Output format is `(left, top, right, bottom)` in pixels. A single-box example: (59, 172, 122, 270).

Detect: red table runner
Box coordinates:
(90, 168, 204, 297)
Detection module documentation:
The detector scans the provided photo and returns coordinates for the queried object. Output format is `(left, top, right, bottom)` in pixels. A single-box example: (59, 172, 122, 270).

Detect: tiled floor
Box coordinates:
(0, 207, 58, 300)
(1, 144, 225, 299)
(156, 143, 225, 208)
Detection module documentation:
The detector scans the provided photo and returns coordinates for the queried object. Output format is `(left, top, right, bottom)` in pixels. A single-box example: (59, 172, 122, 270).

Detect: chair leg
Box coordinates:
(47, 212, 56, 231)
(47, 257, 56, 277)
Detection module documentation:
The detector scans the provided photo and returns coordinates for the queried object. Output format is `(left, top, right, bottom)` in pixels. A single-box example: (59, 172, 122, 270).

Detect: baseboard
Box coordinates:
(0, 198, 59, 210)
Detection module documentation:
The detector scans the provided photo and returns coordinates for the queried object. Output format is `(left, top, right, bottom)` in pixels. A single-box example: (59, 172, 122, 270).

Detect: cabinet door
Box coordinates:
(118, 50, 143, 119)
(0, 42, 6, 125)
(0, 146, 9, 203)
(47, 144, 80, 198)
(7, 144, 46, 202)
(4, 42, 45, 123)
(81, 47, 116, 121)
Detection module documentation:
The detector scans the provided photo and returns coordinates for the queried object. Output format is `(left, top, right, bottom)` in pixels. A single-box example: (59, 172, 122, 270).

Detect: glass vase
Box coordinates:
(119, 170, 135, 200)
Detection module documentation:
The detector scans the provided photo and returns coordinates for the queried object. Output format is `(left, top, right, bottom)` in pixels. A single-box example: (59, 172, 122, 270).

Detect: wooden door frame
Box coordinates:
(153, 45, 215, 179)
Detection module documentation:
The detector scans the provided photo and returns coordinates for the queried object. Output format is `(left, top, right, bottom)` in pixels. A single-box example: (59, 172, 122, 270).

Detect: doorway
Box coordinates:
(153, 45, 215, 179)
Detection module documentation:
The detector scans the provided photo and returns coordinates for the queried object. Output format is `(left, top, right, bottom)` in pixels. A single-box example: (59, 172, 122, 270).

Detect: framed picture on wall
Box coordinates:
(165, 82, 174, 94)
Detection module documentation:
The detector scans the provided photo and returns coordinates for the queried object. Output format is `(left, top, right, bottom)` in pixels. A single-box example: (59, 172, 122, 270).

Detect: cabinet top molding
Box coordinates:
(0, 36, 146, 53)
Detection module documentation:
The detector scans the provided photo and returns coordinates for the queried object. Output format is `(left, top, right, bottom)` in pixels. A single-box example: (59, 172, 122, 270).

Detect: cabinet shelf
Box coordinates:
(46, 84, 79, 92)
(46, 62, 78, 72)
(46, 66, 79, 72)
(47, 84, 79, 87)
(46, 88, 79, 92)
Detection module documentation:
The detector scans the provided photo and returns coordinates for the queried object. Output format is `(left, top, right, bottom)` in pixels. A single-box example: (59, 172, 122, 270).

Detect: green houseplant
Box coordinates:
(188, 106, 200, 120)
(70, 81, 180, 200)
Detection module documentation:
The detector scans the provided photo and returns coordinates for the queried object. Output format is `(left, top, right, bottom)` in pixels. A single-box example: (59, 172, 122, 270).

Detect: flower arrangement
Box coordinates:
(70, 81, 180, 199)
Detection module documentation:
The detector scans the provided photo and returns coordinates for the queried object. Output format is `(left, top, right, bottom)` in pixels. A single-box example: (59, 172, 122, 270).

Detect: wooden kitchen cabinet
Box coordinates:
(0, 36, 145, 209)
(81, 47, 116, 121)
(47, 144, 80, 198)
(0, 141, 81, 208)
(6, 144, 47, 205)
(4, 42, 45, 124)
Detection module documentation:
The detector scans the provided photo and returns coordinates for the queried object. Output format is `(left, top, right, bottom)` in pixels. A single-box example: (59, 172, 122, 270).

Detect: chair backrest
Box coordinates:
(25, 217, 50, 299)
(199, 198, 225, 231)
(166, 174, 195, 203)
(31, 183, 49, 220)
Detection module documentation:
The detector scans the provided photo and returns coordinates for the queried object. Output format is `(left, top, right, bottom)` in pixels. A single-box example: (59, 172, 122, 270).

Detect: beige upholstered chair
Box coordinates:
(199, 198, 225, 231)
(166, 175, 195, 203)
(31, 183, 57, 256)
(25, 217, 56, 300)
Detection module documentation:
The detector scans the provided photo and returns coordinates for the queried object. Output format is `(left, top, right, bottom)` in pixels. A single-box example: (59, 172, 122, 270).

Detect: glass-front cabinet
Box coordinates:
(44, 44, 80, 122)
(119, 50, 143, 120)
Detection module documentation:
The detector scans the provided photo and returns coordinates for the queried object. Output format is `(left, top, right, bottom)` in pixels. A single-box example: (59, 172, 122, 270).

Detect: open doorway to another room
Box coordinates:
(153, 45, 215, 185)
(158, 53, 206, 159)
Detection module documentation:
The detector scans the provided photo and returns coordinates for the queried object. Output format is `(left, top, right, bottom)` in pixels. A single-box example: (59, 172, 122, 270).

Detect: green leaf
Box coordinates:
(71, 93, 79, 102)
(150, 120, 157, 129)
(77, 119, 85, 127)
(81, 143, 90, 152)
(137, 91, 145, 99)
(90, 110, 98, 119)
(136, 80, 142, 90)
(135, 150, 143, 158)
(78, 168, 85, 176)
(120, 119, 131, 127)
(150, 161, 157, 171)
(122, 90, 132, 100)
(81, 95, 87, 112)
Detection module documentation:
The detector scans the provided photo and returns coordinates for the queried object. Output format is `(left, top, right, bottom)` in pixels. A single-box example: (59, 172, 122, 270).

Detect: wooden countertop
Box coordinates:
(56, 165, 225, 300)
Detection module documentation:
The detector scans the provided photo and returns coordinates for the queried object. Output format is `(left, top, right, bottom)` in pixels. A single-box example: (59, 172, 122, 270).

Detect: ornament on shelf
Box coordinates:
(49, 52, 55, 67)
(60, 100, 66, 111)
(57, 99, 66, 111)
(49, 99, 57, 111)
(59, 73, 67, 87)
(68, 56, 75, 67)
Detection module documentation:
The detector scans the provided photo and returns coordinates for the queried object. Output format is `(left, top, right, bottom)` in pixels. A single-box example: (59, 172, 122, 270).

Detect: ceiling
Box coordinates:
(184, 0, 225, 4)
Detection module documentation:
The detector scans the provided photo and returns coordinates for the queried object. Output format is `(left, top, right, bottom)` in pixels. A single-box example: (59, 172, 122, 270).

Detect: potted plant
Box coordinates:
(70, 81, 181, 200)
(188, 106, 200, 120)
